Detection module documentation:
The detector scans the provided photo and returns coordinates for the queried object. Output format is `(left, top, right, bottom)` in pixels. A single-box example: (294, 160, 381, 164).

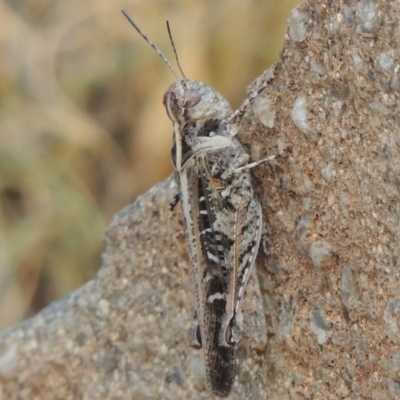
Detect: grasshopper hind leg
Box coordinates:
(241, 266, 267, 351)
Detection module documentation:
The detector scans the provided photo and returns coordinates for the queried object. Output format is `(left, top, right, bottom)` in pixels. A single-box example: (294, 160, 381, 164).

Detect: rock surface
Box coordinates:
(1, 0, 400, 398)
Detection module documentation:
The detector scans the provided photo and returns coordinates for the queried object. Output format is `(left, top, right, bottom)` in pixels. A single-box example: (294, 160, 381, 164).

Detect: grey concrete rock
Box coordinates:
(1, 0, 400, 398)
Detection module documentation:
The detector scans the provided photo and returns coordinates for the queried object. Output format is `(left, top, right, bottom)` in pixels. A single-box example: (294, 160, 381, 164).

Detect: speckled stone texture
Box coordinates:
(1, 0, 400, 399)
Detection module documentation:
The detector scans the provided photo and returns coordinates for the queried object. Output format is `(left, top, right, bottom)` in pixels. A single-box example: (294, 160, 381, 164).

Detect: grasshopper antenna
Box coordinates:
(166, 20, 186, 79)
(121, 9, 179, 80)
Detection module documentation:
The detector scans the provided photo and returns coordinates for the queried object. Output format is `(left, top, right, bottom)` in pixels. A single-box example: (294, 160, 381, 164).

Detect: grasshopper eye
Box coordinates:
(178, 88, 201, 108)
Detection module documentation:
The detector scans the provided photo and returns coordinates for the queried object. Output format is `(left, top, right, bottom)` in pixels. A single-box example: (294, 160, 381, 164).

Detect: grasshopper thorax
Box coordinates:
(166, 79, 233, 171)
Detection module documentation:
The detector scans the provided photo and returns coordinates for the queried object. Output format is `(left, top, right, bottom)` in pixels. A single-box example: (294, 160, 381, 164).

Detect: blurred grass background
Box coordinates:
(0, 0, 302, 330)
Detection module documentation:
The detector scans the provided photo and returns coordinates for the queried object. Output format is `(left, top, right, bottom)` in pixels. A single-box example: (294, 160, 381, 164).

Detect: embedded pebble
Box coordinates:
(352, 52, 363, 72)
(310, 59, 326, 76)
(288, 8, 309, 42)
(291, 97, 314, 136)
(378, 53, 394, 74)
(310, 309, 331, 345)
(384, 298, 400, 344)
(253, 96, 276, 128)
(321, 164, 333, 182)
(0, 346, 19, 378)
(355, 0, 379, 37)
(341, 265, 356, 309)
(310, 240, 333, 268)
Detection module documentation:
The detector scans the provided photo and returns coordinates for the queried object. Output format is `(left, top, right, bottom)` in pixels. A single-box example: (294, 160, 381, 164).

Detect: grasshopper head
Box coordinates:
(164, 79, 232, 123)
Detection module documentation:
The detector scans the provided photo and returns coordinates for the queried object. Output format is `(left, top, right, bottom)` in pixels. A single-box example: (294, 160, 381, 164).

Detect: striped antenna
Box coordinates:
(121, 10, 179, 80)
(166, 20, 186, 79)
